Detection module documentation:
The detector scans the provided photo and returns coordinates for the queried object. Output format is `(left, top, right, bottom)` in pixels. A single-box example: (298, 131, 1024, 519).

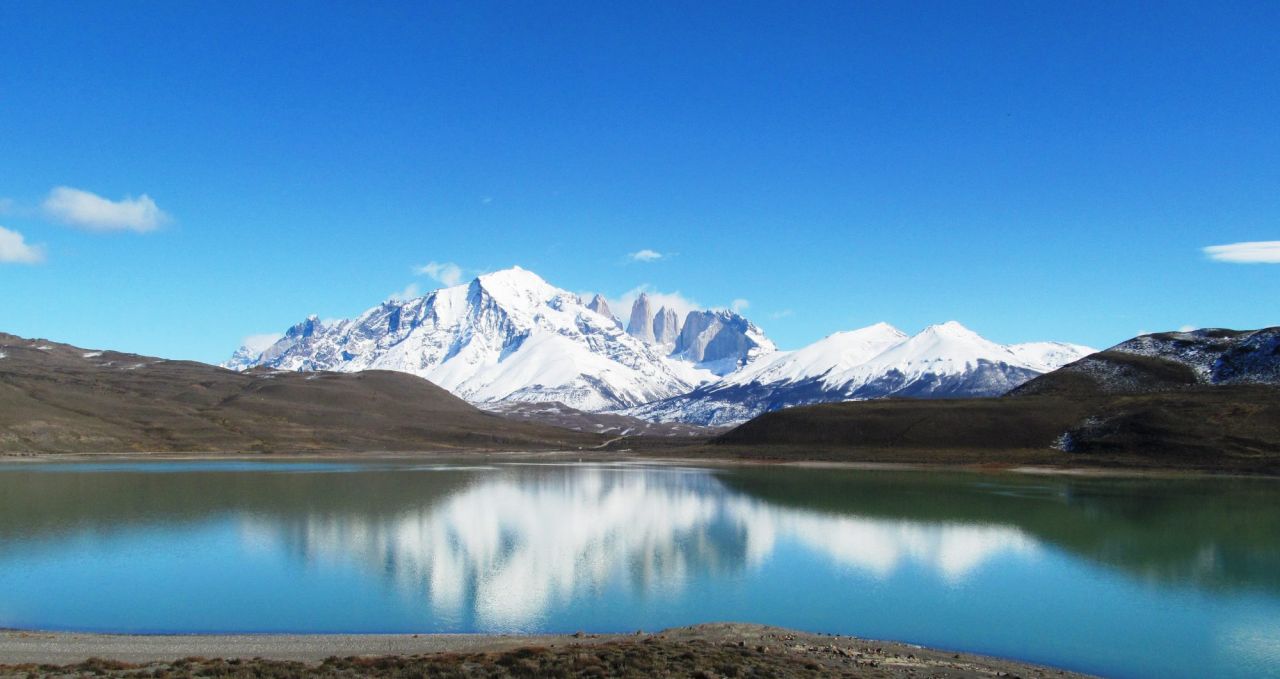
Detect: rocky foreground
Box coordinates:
(0, 624, 1087, 678)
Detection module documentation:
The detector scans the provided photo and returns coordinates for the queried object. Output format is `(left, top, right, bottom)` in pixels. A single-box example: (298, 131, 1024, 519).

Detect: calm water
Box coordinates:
(1, 461, 1278, 678)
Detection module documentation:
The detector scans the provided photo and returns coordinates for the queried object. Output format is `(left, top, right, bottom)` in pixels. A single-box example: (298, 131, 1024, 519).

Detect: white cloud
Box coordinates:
(0, 226, 45, 264)
(238, 333, 283, 354)
(1203, 240, 1280, 264)
(42, 186, 170, 232)
(607, 285, 701, 321)
(628, 249, 665, 262)
(769, 309, 794, 320)
(730, 298, 750, 313)
(1178, 325, 1199, 333)
(414, 261, 464, 287)
(389, 282, 422, 301)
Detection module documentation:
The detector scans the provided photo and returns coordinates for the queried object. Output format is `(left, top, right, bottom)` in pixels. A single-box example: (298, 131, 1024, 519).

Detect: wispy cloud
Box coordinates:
(414, 261, 464, 286)
(237, 333, 283, 354)
(1178, 325, 1199, 333)
(628, 249, 665, 262)
(1203, 240, 1280, 264)
(730, 298, 750, 313)
(42, 186, 170, 233)
(0, 226, 45, 264)
(769, 309, 794, 320)
(389, 282, 422, 301)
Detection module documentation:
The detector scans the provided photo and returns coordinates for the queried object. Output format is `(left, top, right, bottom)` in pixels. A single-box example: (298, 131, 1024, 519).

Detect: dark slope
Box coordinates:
(1012, 326, 1280, 396)
(715, 328, 1280, 474)
(0, 333, 600, 454)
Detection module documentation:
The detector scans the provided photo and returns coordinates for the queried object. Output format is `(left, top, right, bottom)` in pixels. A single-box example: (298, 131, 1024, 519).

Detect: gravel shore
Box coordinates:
(0, 623, 1091, 678)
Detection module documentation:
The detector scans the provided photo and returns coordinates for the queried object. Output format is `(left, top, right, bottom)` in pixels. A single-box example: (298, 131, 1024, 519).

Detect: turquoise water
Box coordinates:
(1, 461, 1277, 678)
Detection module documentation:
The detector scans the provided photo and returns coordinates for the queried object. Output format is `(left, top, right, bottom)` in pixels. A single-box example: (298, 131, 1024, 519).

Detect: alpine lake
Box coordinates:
(1, 460, 1278, 678)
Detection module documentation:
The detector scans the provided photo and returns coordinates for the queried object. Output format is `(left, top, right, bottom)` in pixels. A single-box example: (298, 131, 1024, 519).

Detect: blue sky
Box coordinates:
(1, 1, 1277, 362)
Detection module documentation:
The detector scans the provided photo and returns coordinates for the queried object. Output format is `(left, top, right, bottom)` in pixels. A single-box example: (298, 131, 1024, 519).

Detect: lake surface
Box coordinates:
(1, 461, 1278, 678)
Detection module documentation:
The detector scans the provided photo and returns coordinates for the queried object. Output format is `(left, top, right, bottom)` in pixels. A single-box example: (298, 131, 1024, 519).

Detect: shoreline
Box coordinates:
(0, 623, 1094, 678)
(2, 448, 1274, 480)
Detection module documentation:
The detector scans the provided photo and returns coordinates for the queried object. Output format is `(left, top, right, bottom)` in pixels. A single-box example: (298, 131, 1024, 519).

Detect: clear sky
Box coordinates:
(2, 1, 1277, 363)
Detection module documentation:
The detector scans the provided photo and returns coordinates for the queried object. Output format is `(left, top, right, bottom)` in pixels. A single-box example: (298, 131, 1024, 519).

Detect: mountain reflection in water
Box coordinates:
(239, 466, 1037, 627)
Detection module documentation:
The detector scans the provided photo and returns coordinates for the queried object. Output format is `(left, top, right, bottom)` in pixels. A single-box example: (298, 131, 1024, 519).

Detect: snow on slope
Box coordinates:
(1105, 327, 1280, 384)
(226, 267, 705, 411)
(1006, 341, 1098, 373)
(624, 321, 1096, 425)
(721, 322, 907, 387)
(837, 322, 1025, 390)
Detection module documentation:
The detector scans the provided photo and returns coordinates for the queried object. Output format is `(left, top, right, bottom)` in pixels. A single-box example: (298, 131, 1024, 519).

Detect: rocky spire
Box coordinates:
(626, 293, 656, 344)
(586, 294, 618, 326)
(653, 306, 680, 348)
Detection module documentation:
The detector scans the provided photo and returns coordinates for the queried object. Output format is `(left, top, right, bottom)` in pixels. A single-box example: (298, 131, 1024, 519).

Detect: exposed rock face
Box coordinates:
(619, 297, 775, 376)
(653, 307, 681, 348)
(674, 310, 773, 369)
(586, 294, 619, 326)
(626, 293, 656, 344)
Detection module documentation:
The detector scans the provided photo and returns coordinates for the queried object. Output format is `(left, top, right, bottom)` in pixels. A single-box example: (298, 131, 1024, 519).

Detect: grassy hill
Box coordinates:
(0, 333, 600, 454)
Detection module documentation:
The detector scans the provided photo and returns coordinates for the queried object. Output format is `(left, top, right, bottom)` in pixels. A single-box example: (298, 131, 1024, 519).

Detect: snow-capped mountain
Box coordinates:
(226, 266, 1093, 426)
(626, 321, 1095, 425)
(225, 267, 707, 411)
(223, 343, 267, 373)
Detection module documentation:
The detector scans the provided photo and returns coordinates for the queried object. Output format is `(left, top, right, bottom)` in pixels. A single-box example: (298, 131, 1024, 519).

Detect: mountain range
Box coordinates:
(5, 323, 1276, 471)
(628, 321, 1093, 425)
(226, 266, 1094, 423)
(718, 325, 1280, 473)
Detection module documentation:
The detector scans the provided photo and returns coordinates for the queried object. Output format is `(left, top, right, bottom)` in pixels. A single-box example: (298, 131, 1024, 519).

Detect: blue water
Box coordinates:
(0, 460, 1277, 678)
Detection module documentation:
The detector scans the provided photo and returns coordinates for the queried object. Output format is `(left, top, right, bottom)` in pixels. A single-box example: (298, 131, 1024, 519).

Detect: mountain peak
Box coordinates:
(474, 265, 548, 289)
(653, 306, 681, 347)
(843, 322, 907, 340)
(627, 294, 657, 343)
(586, 294, 616, 323)
(471, 267, 562, 313)
(920, 320, 977, 337)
